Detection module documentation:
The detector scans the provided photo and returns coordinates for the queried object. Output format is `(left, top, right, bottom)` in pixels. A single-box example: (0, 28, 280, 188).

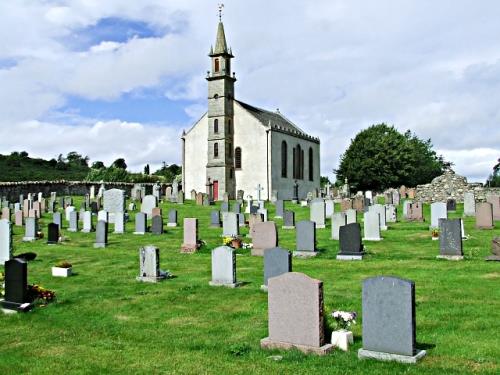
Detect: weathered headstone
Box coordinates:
(486, 237, 500, 261)
(53, 212, 63, 229)
(210, 210, 221, 227)
(446, 198, 457, 212)
(295, 220, 317, 257)
(430, 202, 447, 228)
(282, 210, 295, 229)
(0, 219, 12, 265)
(475, 202, 494, 229)
(385, 205, 397, 223)
(358, 276, 425, 363)
(341, 199, 352, 212)
(331, 212, 347, 240)
(176, 191, 184, 204)
(14, 211, 23, 227)
(23, 217, 37, 242)
(94, 220, 108, 248)
(275, 200, 284, 218)
(134, 212, 147, 234)
(338, 223, 364, 260)
(190, 189, 197, 200)
(407, 202, 424, 221)
(251, 221, 278, 256)
(438, 219, 463, 260)
(248, 213, 263, 237)
(262, 247, 292, 291)
(47, 223, 59, 244)
(209, 246, 239, 287)
(310, 199, 326, 229)
(222, 212, 239, 237)
(370, 204, 387, 231)
(486, 194, 500, 221)
(353, 195, 365, 213)
(136, 246, 167, 282)
(260, 272, 332, 355)
(141, 195, 157, 219)
(151, 215, 164, 235)
(196, 192, 203, 206)
(114, 212, 125, 234)
(103, 188, 125, 223)
(167, 209, 177, 227)
(363, 211, 382, 241)
(181, 218, 198, 253)
(463, 192, 475, 217)
(346, 209, 357, 224)
(68, 211, 79, 232)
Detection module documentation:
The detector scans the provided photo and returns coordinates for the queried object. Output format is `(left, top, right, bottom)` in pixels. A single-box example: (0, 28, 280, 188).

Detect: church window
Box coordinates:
(214, 143, 219, 158)
(301, 148, 304, 180)
(214, 119, 219, 133)
(293, 144, 303, 180)
(308, 147, 313, 181)
(281, 141, 287, 178)
(235, 147, 242, 169)
(215, 58, 220, 72)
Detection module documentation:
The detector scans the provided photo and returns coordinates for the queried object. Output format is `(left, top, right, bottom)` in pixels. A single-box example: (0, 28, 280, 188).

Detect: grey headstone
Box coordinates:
(210, 210, 221, 227)
(446, 199, 456, 212)
(68, 211, 79, 232)
(310, 199, 326, 229)
(331, 212, 347, 240)
(151, 215, 164, 235)
(296, 220, 316, 253)
(439, 219, 463, 256)
(81, 211, 92, 232)
(114, 212, 125, 234)
(167, 209, 177, 227)
(94, 220, 108, 248)
(430, 202, 447, 228)
(103, 188, 125, 223)
(275, 200, 284, 218)
(141, 195, 157, 219)
(23, 217, 37, 241)
(222, 212, 239, 237)
(283, 210, 295, 229)
(134, 212, 147, 234)
(263, 247, 292, 287)
(210, 246, 238, 287)
(363, 211, 381, 241)
(137, 246, 166, 282)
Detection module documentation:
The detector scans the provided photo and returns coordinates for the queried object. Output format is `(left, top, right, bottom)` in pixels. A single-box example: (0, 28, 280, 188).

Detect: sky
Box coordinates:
(0, 0, 499, 183)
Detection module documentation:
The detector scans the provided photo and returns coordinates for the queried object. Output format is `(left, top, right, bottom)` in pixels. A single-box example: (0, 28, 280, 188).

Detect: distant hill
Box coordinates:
(0, 152, 90, 181)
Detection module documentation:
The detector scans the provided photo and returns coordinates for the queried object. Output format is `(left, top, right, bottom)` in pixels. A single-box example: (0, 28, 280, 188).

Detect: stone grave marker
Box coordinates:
(222, 212, 239, 237)
(68, 211, 79, 232)
(363, 211, 382, 241)
(2, 207, 10, 221)
(47, 223, 59, 244)
(310, 199, 326, 229)
(167, 209, 177, 227)
(358, 276, 425, 363)
(275, 200, 284, 218)
(181, 218, 198, 253)
(0, 219, 12, 265)
(463, 192, 475, 217)
(260, 272, 332, 355)
(446, 198, 457, 212)
(65, 205, 75, 221)
(338, 223, 364, 260)
(94, 220, 108, 248)
(82, 211, 92, 232)
(53, 212, 63, 229)
(341, 199, 352, 212)
(177, 191, 184, 204)
(248, 213, 263, 237)
(407, 202, 423, 221)
(353, 195, 365, 213)
(136, 246, 167, 282)
(134, 212, 147, 234)
(262, 247, 292, 291)
(294, 220, 317, 257)
(210, 211, 221, 227)
(257, 208, 268, 222)
(370, 204, 387, 230)
(385, 205, 397, 223)
(97, 210, 108, 223)
(282, 210, 295, 229)
(475, 202, 494, 229)
(114, 212, 125, 234)
(430, 202, 447, 228)
(331, 212, 347, 240)
(325, 199, 334, 218)
(152, 207, 162, 218)
(221, 202, 229, 212)
(190, 189, 197, 200)
(438, 218, 463, 260)
(1, 259, 33, 312)
(15, 211, 23, 227)
(23, 217, 37, 242)
(251, 221, 278, 256)
(223, 192, 229, 203)
(141, 195, 157, 219)
(346, 209, 357, 224)
(196, 192, 203, 205)
(209, 246, 239, 287)
(486, 237, 500, 261)
(151, 215, 164, 235)
(486, 194, 500, 220)
(103, 188, 125, 223)
(238, 213, 245, 227)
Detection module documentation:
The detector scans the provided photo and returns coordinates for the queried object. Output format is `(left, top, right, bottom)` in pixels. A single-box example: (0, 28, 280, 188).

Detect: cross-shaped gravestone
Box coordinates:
(255, 184, 264, 202)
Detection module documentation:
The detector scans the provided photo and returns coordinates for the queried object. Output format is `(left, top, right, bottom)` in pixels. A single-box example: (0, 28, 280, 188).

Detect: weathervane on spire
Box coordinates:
(218, 3, 224, 21)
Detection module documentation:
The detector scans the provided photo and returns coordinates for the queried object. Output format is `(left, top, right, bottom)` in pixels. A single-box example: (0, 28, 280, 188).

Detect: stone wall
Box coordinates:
(415, 169, 500, 203)
(0, 181, 172, 202)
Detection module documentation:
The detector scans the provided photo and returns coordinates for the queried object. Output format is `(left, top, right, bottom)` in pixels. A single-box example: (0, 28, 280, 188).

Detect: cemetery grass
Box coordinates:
(1, 200, 499, 374)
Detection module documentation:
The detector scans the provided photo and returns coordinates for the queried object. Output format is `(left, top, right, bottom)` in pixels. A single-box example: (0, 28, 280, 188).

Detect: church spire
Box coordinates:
(214, 21, 228, 54)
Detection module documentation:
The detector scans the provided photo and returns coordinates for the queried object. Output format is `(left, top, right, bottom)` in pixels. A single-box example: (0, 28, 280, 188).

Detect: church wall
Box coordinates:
(184, 114, 209, 195)
(232, 104, 269, 199)
(269, 131, 320, 200)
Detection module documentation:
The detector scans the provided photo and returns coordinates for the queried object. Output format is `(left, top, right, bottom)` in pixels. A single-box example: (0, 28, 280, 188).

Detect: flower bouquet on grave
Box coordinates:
(241, 242, 253, 250)
(27, 284, 56, 306)
(331, 310, 357, 351)
(431, 229, 439, 240)
(223, 235, 242, 249)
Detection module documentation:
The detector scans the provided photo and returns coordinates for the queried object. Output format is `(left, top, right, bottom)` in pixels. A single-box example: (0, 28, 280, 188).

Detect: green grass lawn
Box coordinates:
(1, 199, 499, 374)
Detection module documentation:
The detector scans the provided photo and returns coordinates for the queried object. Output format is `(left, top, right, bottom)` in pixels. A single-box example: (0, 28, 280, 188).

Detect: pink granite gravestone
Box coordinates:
(1, 208, 9, 221)
(475, 202, 494, 229)
(14, 211, 23, 226)
(181, 218, 198, 253)
(486, 194, 500, 221)
(340, 199, 352, 212)
(151, 207, 162, 218)
(251, 221, 278, 256)
(261, 272, 333, 355)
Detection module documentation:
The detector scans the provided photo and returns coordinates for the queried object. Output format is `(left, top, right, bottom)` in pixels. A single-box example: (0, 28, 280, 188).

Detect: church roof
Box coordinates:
(235, 100, 320, 143)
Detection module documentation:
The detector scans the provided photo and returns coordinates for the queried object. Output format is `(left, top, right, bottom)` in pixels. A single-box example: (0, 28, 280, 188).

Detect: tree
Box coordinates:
(486, 158, 500, 187)
(144, 164, 150, 175)
(320, 176, 331, 187)
(66, 151, 89, 166)
(334, 123, 446, 191)
(112, 158, 127, 170)
(91, 161, 105, 169)
(153, 163, 181, 183)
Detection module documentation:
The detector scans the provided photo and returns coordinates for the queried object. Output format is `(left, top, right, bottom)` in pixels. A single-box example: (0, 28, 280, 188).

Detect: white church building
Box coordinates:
(182, 20, 320, 200)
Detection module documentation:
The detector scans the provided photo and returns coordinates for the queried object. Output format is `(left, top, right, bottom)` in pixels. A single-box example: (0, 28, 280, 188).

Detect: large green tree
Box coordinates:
(335, 123, 446, 191)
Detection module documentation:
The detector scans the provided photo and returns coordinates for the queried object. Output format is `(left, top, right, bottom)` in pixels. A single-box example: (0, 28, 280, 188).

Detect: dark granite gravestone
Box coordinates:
(250, 205, 259, 215)
(210, 210, 221, 227)
(233, 202, 241, 214)
(275, 200, 284, 218)
(1, 258, 33, 312)
(338, 223, 364, 260)
(446, 199, 456, 212)
(486, 237, 500, 261)
(262, 247, 292, 290)
(151, 215, 164, 235)
(167, 209, 177, 227)
(134, 212, 147, 234)
(94, 220, 108, 248)
(294, 220, 316, 256)
(221, 202, 229, 212)
(47, 223, 59, 245)
(90, 201, 98, 214)
(358, 276, 426, 363)
(283, 210, 295, 229)
(438, 218, 463, 259)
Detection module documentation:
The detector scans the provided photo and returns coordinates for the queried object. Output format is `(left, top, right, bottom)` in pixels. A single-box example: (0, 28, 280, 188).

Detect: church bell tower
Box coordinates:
(206, 13, 236, 200)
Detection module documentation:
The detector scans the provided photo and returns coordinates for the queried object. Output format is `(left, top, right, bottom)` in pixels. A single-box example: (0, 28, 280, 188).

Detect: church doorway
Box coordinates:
(213, 180, 219, 201)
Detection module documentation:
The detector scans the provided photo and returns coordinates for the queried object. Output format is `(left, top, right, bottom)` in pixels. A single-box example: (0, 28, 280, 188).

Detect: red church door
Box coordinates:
(213, 180, 219, 201)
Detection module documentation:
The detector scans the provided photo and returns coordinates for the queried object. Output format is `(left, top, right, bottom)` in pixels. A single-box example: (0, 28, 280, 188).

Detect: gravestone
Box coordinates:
(257, 208, 268, 222)
(446, 198, 457, 212)
(94, 220, 108, 248)
(209, 246, 239, 287)
(346, 209, 357, 224)
(134, 212, 147, 235)
(0, 219, 12, 265)
(358, 276, 425, 363)
(151, 207, 162, 218)
(338, 223, 364, 260)
(370, 204, 387, 230)
(221, 202, 229, 212)
(176, 191, 184, 204)
(475, 202, 494, 229)
(248, 213, 263, 237)
(250, 205, 259, 215)
(53, 212, 63, 229)
(385, 192, 393, 205)
(363, 211, 382, 241)
(392, 191, 400, 206)
(331, 212, 347, 240)
(65, 205, 75, 221)
(81, 211, 93, 233)
(151, 215, 164, 235)
(103, 188, 125, 223)
(251, 221, 278, 256)
(196, 192, 203, 205)
(365, 191, 373, 204)
(114, 212, 125, 234)
(222, 212, 239, 237)
(210, 211, 221, 227)
(23, 217, 37, 242)
(463, 192, 475, 217)
(353, 195, 365, 213)
(341, 199, 352, 212)
(407, 202, 423, 221)
(97, 210, 108, 223)
(486, 237, 500, 261)
(325, 199, 334, 218)
(1, 207, 10, 221)
(282, 210, 295, 229)
(262, 247, 292, 291)
(136, 246, 167, 282)
(141, 195, 157, 219)
(223, 192, 229, 203)
(90, 201, 98, 214)
(385, 205, 397, 223)
(294, 220, 317, 257)
(260, 272, 332, 355)
(275, 200, 284, 218)
(1, 259, 33, 312)
(438, 219, 463, 260)
(167, 209, 177, 227)
(47, 223, 59, 244)
(181, 218, 198, 253)
(15, 211, 23, 226)
(486, 194, 500, 221)
(190, 189, 197, 200)
(310, 199, 326, 229)
(430, 202, 447, 228)
(237, 213, 245, 227)
(407, 188, 416, 199)
(68, 211, 79, 232)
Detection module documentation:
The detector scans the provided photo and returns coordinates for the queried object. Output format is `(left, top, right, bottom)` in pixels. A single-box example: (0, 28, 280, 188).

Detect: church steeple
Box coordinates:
(214, 22, 228, 54)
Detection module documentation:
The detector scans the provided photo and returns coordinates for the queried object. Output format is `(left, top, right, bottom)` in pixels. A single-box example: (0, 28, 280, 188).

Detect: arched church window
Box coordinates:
(281, 141, 287, 178)
(214, 143, 219, 158)
(301, 148, 304, 180)
(214, 119, 219, 133)
(293, 144, 303, 180)
(235, 147, 242, 169)
(308, 147, 313, 181)
(215, 58, 220, 72)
